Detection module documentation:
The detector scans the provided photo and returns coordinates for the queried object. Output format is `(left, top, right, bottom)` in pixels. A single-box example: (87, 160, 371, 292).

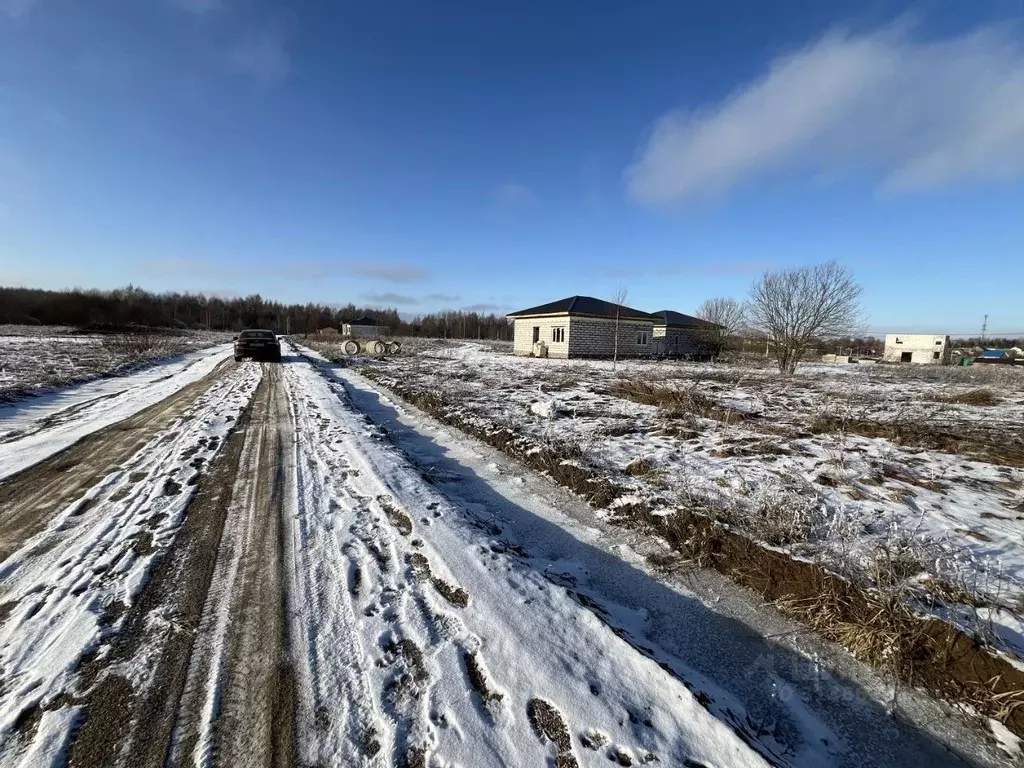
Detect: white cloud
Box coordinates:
(0, 0, 36, 19)
(349, 263, 430, 283)
(461, 302, 508, 313)
(494, 182, 538, 205)
(224, 27, 291, 87)
(363, 292, 418, 305)
(627, 23, 1024, 204)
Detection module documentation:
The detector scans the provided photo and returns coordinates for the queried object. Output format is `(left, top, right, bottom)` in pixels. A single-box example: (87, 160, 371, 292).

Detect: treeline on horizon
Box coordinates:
(0, 285, 514, 340)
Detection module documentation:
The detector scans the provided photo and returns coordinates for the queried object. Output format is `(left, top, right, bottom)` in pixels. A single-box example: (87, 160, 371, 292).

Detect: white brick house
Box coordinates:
(507, 296, 657, 359)
(651, 310, 721, 358)
(883, 334, 951, 364)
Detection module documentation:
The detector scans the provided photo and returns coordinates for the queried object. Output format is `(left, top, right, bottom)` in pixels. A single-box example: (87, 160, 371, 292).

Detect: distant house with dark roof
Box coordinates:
(651, 310, 722, 358)
(343, 316, 387, 338)
(507, 296, 668, 358)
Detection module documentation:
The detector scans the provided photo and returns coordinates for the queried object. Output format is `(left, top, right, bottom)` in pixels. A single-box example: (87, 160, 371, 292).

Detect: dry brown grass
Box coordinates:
(811, 415, 1024, 467)
(625, 458, 655, 477)
(612, 378, 750, 424)
(777, 582, 928, 680)
(939, 388, 1000, 406)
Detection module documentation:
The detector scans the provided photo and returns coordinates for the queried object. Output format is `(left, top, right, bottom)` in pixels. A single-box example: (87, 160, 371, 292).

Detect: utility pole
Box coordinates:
(981, 314, 988, 345)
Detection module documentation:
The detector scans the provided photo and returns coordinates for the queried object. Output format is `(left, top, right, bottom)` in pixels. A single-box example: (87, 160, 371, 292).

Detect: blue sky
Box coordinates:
(1, 0, 1022, 334)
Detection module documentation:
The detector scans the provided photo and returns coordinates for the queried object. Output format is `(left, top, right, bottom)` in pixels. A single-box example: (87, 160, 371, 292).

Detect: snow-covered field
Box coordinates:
(0, 344, 235, 480)
(0, 327, 232, 403)
(1, 339, 1021, 767)
(352, 342, 1024, 660)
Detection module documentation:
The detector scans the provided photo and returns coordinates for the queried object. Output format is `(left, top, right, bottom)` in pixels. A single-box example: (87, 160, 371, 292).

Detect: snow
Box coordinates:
(977, 606, 1024, 666)
(0, 344, 234, 481)
(0, 329, 230, 402)
(990, 717, 1022, 759)
(353, 342, 1024, 658)
(0, 337, 1017, 766)
(0, 362, 262, 766)
(282, 351, 771, 767)
(288, 344, 1007, 767)
(529, 399, 558, 419)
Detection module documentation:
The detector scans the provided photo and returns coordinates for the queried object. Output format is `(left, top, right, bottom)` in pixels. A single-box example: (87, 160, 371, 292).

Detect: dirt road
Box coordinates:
(0, 347, 1015, 768)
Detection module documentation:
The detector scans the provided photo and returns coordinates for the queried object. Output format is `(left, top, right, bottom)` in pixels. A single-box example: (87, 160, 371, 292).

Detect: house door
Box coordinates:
(532, 326, 540, 344)
(901, 352, 912, 363)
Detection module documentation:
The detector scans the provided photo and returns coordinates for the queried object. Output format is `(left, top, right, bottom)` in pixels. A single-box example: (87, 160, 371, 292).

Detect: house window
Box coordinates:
(935, 340, 943, 345)
(637, 330, 648, 345)
(552, 327, 565, 343)
(933, 351, 940, 360)
(532, 326, 540, 344)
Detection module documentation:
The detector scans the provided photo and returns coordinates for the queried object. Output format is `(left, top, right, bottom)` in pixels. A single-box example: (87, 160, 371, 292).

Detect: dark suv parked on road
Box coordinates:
(233, 329, 282, 362)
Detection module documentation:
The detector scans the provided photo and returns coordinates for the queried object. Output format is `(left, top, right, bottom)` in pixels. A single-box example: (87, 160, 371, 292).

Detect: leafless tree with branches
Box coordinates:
(695, 297, 747, 357)
(748, 262, 863, 374)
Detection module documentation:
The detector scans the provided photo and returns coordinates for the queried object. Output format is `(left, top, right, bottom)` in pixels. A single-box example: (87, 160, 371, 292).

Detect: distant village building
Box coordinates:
(507, 296, 715, 359)
(343, 317, 387, 338)
(651, 310, 721, 358)
(980, 349, 1010, 361)
(507, 296, 657, 359)
(883, 334, 951, 364)
(316, 326, 341, 338)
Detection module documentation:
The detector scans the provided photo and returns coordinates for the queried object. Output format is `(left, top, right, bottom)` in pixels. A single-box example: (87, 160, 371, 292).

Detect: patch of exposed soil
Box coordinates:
(528, 698, 577, 767)
(432, 578, 470, 608)
(464, 650, 502, 704)
(379, 496, 413, 536)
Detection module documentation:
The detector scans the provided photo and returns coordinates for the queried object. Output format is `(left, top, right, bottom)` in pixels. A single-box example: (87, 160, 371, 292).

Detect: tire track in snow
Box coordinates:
(0, 361, 262, 768)
(165, 362, 295, 768)
(0, 355, 237, 561)
(0, 346, 235, 483)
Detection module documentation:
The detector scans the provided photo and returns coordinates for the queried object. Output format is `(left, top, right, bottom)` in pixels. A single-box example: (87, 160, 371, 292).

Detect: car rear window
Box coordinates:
(238, 330, 276, 339)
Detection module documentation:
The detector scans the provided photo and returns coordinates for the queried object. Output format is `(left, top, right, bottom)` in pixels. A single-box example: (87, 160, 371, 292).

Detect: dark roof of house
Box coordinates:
(347, 316, 378, 326)
(652, 310, 721, 329)
(507, 296, 657, 320)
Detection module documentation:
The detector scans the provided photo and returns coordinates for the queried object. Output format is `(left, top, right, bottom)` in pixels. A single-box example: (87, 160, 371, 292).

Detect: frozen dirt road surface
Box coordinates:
(0, 345, 1014, 767)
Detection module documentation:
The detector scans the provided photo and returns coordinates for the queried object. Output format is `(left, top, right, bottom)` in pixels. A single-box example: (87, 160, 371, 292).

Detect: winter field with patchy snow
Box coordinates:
(342, 342, 1024, 665)
(0, 326, 232, 403)
(1, 334, 1023, 767)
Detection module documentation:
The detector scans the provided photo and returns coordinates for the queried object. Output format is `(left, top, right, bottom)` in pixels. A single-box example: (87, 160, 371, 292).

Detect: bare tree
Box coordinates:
(612, 285, 628, 370)
(695, 297, 746, 335)
(747, 262, 863, 374)
(695, 297, 746, 358)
